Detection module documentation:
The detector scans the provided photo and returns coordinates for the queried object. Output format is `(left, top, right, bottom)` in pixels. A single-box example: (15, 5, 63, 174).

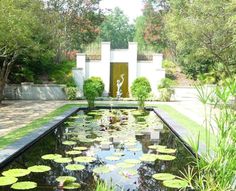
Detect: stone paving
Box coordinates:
(0, 101, 66, 137)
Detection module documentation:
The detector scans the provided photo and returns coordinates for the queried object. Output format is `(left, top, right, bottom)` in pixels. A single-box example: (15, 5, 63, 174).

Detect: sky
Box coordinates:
(99, 0, 144, 23)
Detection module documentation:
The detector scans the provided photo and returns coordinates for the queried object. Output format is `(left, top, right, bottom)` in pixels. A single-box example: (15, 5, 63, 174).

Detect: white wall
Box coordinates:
(110, 50, 130, 63)
(137, 61, 165, 95)
(87, 61, 109, 96)
(128, 42, 138, 90)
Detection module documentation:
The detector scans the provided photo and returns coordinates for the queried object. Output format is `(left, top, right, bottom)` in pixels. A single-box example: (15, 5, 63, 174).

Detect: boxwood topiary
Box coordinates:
(83, 77, 104, 108)
(131, 77, 151, 110)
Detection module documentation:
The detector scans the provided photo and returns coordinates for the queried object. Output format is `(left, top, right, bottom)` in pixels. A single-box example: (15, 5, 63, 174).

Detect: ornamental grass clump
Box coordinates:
(83, 77, 104, 108)
(182, 79, 236, 190)
(131, 77, 151, 110)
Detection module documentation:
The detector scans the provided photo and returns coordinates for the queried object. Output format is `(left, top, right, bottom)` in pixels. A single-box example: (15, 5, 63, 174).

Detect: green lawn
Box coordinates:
(155, 104, 216, 147)
(0, 104, 78, 149)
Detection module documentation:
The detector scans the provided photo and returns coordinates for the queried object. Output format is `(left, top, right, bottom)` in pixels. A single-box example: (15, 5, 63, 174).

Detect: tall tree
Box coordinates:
(45, 0, 104, 63)
(134, 0, 168, 52)
(99, 7, 135, 49)
(165, 0, 236, 80)
(0, 0, 44, 103)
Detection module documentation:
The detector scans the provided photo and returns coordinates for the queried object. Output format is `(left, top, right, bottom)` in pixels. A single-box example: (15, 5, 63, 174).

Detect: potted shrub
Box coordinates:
(83, 77, 104, 108)
(131, 77, 151, 110)
(158, 78, 175, 101)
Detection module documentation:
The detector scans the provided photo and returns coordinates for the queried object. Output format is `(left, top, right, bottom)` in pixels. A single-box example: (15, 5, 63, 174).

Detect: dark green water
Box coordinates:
(0, 109, 194, 191)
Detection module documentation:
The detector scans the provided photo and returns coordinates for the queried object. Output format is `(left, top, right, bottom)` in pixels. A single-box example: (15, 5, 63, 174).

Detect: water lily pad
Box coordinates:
(73, 146, 88, 151)
(74, 156, 96, 163)
(28, 165, 51, 173)
(41, 154, 62, 160)
(156, 148, 176, 154)
(54, 157, 72, 163)
(116, 162, 136, 169)
(64, 183, 81, 189)
(139, 154, 158, 162)
(62, 141, 77, 146)
(66, 150, 82, 155)
(156, 155, 176, 161)
(0, 177, 18, 186)
(2, 169, 30, 177)
(105, 156, 120, 161)
(152, 173, 176, 181)
(119, 169, 138, 177)
(93, 165, 112, 174)
(79, 138, 95, 143)
(131, 110, 148, 116)
(163, 179, 188, 189)
(124, 159, 141, 164)
(87, 111, 103, 116)
(100, 141, 112, 145)
(148, 145, 166, 150)
(11, 181, 37, 190)
(56, 176, 76, 183)
(94, 137, 106, 142)
(65, 164, 85, 171)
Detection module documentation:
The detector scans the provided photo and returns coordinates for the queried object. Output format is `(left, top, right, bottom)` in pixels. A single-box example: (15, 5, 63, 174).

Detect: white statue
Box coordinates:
(116, 74, 125, 99)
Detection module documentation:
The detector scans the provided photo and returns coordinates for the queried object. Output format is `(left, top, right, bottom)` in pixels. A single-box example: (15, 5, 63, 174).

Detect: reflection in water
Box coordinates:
(0, 109, 193, 191)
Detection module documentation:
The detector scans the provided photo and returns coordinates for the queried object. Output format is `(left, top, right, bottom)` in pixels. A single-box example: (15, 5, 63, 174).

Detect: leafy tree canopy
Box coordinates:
(99, 7, 135, 49)
(165, 0, 236, 80)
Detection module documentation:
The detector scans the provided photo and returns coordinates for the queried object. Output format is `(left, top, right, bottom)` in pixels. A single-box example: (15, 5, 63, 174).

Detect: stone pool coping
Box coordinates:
(0, 106, 80, 170)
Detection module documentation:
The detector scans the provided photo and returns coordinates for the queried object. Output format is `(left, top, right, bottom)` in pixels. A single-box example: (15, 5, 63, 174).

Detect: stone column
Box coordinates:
(75, 53, 86, 97)
(76, 53, 86, 77)
(153, 53, 165, 96)
(128, 42, 138, 95)
(101, 42, 111, 96)
(153, 54, 163, 69)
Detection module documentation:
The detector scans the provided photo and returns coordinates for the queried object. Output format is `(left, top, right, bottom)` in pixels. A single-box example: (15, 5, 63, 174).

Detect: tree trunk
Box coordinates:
(0, 53, 17, 104)
(0, 80, 5, 104)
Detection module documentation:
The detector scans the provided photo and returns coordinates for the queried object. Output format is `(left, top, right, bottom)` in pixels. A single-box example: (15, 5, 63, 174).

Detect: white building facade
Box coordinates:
(73, 42, 165, 98)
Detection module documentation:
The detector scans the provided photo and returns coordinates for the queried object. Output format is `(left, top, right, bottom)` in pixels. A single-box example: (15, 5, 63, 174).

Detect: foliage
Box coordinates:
(163, 179, 188, 189)
(165, 0, 236, 80)
(2, 169, 30, 178)
(11, 181, 37, 190)
(163, 60, 177, 80)
(0, 0, 104, 103)
(134, 1, 167, 52)
(41, 154, 62, 160)
(83, 77, 104, 108)
(183, 79, 236, 190)
(0, 0, 44, 103)
(44, 0, 104, 61)
(65, 164, 85, 171)
(131, 77, 151, 110)
(0, 177, 18, 186)
(99, 7, 135, 49)
(95, 181, 115, 191)
(158, 78, 175, 101)
(28, 165, 51, 173)
(65, 87, 77, 100)
(49, 61, 76, 86)
(152, 173, 175, 181)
